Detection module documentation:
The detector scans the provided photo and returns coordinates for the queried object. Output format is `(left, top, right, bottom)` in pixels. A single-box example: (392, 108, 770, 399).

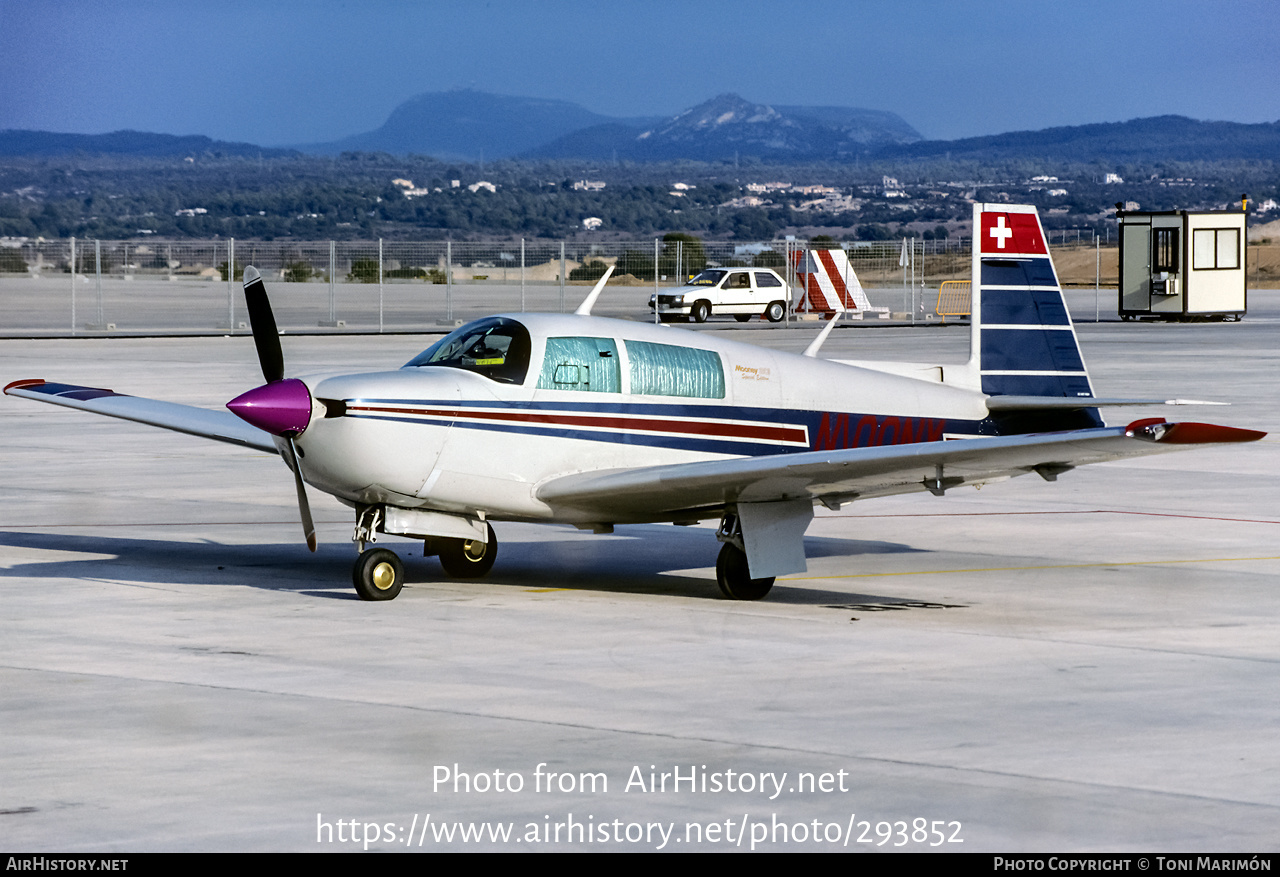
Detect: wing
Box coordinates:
(535, 419, 1265, 521)
(5, 379, 277, 453)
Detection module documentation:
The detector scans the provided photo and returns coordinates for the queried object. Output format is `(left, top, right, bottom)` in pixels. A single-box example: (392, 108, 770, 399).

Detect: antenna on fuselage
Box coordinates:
(573, 265, 616, 316)
(802, 300, 845, 358)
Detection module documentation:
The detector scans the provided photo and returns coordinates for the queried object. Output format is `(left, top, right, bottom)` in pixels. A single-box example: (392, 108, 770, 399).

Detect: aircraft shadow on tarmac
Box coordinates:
(0, 525, 931, 607)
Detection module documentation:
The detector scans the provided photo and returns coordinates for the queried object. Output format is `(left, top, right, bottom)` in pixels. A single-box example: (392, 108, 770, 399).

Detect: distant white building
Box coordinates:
(1104, 173, 1125, 184)
(582, 217, 603, 230)
(573, 180, 606, 192)
(467, 181, 497, 193)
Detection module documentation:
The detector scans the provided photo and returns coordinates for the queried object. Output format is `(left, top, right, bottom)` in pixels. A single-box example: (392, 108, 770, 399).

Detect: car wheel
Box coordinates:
(765, 301, 786, 323)
(691, 301, 711, 323)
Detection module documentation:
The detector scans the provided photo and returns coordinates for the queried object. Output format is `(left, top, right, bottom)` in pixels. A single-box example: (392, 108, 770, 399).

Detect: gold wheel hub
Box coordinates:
(463, 540, 486, 561)
(371, 561, 397, 591)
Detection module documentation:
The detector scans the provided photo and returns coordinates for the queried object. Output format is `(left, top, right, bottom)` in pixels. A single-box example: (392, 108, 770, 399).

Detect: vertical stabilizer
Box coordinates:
(790, 249, 887, 315)
(969, 203, 1094, 399)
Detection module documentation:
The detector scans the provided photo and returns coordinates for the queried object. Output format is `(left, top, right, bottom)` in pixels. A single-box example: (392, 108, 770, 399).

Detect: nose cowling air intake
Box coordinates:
(226, 378, 312, 436)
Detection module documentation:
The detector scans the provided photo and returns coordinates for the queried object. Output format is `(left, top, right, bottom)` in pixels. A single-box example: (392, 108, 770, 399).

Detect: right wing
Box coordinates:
(536, 419, 1265, 522)
(5, 379, 277, 453)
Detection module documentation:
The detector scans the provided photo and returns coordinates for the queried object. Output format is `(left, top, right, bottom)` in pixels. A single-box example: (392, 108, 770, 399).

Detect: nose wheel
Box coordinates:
(353, 548, 404, 601)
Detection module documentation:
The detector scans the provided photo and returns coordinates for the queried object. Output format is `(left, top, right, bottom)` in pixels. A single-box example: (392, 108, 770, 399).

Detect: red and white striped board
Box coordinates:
(789, 249, 887, 317)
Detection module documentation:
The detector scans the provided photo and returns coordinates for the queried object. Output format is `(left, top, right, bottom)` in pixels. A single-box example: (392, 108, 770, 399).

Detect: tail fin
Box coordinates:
(968, 203, 1095, 400)
(790, 248, 887, 316)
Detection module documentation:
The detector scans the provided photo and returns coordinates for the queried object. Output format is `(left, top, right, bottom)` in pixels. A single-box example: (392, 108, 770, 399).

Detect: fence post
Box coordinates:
(227, 237, 235, 330)
(94, 239, 103, 329)
(559, 241, 566, 313)
(446, 240, 452, 323)
(328, 240, 336, 324)
(520, 238, 525, 312)
(1095, 234, 1100, 322)
(378, 238, 384, 333)
(69, 237, 76, 334)
(653, 238, 659, 324)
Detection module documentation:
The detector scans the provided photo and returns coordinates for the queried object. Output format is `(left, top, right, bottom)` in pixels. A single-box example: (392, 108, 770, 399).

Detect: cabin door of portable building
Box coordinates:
(1120, 220, 1151, 312)
(1148, 218, 1184, 314)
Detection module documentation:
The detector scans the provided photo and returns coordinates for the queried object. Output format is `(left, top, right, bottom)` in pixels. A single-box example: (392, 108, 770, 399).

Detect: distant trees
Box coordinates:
(348, 258, 379, 282)
(283, 261, 314, 282)
(616, 250, 655, 281)
(0, 249, 28, 272)
(568, 259, 609, 281)
(659, 232, 706, 281)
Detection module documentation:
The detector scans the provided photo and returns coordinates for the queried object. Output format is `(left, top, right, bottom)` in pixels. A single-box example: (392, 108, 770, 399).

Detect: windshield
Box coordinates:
(404, 317, 531, 384)
(685, 269, 726, 287)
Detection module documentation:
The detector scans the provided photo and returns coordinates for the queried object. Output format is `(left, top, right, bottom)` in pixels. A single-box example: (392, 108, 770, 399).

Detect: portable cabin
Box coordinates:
(1117, 208, 1246, 321)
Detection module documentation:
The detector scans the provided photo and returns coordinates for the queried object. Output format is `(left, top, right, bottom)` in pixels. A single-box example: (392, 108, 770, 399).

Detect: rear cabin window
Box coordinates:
(625, 340, 725, 399)
(537, 337, 621, 392)
(404, 317, 531, 384)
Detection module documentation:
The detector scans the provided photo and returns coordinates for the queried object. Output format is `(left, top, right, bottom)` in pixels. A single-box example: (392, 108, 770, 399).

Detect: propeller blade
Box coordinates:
(242, 266, 285, 384)
(285, 437, 317, 552)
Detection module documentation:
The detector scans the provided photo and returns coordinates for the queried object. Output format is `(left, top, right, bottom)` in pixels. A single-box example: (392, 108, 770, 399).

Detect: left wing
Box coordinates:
(536, 419, 1265, 521)
(5, 379, 277, 453)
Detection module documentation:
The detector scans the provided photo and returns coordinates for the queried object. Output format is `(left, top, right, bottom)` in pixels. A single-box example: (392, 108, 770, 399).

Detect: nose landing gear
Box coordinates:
(353, 547, 404, 601)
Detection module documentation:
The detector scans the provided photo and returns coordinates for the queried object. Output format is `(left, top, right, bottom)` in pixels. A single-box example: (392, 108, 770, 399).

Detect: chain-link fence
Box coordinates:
(0, 235, 1107, 334)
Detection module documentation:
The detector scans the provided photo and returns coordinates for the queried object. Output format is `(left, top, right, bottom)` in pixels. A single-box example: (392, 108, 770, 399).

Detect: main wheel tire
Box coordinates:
(733, 314, 752, 323)
(353, 548, 404, 601)
(715, 543, 774, 600)
(765, 301, 786, 323)
(691, 300, 711, 323)
(438, 522, 497, 578)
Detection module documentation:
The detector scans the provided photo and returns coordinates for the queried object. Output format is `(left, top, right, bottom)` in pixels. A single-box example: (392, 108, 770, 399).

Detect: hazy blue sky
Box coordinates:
(2, 0, 1277, 146)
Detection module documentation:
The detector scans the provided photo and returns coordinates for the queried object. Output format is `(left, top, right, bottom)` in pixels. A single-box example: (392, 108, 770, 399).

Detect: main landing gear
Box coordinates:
(714, 513, 774, 600)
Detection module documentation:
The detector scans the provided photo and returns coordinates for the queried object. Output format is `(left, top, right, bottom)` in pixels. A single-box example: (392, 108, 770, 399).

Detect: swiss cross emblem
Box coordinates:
(990, 216, 1013, 249)
(980, 211, 1046, 255)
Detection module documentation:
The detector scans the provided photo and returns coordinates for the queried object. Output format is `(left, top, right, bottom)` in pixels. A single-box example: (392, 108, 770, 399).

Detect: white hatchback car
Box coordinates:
(648, 268, 792, 323)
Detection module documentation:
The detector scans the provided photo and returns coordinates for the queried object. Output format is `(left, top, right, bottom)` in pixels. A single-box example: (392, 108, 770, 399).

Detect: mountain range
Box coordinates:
(2, 89, 1278, 164)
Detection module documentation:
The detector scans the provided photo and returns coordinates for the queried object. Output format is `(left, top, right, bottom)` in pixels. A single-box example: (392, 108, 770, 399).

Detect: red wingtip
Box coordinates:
(1128, 418, 1267, 444)
(4, 378, 45, 394)
(1159, 422, 1267, 444)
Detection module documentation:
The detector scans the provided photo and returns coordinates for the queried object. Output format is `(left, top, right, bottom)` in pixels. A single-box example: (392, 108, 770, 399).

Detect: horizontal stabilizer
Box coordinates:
(5, 379, 277, 453)
(986, 396, 1229, 412)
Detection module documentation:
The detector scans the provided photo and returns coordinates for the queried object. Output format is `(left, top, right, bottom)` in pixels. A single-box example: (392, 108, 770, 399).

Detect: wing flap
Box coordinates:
(535, 420, 1265, 520)
(5, 379, 277, 453)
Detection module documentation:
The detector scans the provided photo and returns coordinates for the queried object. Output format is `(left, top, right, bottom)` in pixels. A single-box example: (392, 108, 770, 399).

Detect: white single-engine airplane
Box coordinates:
(6, 204, 1265, 601)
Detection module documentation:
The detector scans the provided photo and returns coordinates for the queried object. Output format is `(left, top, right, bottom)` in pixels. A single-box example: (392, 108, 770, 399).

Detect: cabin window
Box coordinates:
(403, 317, 531, 385)
(625, 340, 725, 399)
(1192, 228, 1239, 270)
(754, 271, 783, 288)
(537, 337, 621, 393)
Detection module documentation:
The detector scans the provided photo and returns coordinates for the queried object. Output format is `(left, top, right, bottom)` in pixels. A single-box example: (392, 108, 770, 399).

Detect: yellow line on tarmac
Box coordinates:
(784, 555, 1280, 581)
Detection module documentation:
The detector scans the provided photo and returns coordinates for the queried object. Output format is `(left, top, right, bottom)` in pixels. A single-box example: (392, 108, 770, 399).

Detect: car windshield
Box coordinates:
(404, 317, 531, 384)
(685, 270, 726, 287)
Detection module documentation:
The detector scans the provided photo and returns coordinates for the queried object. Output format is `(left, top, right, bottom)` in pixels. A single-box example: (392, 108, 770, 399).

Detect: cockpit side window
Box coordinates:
(537, 337, 621, 393)
(404, 317, 531, 384)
